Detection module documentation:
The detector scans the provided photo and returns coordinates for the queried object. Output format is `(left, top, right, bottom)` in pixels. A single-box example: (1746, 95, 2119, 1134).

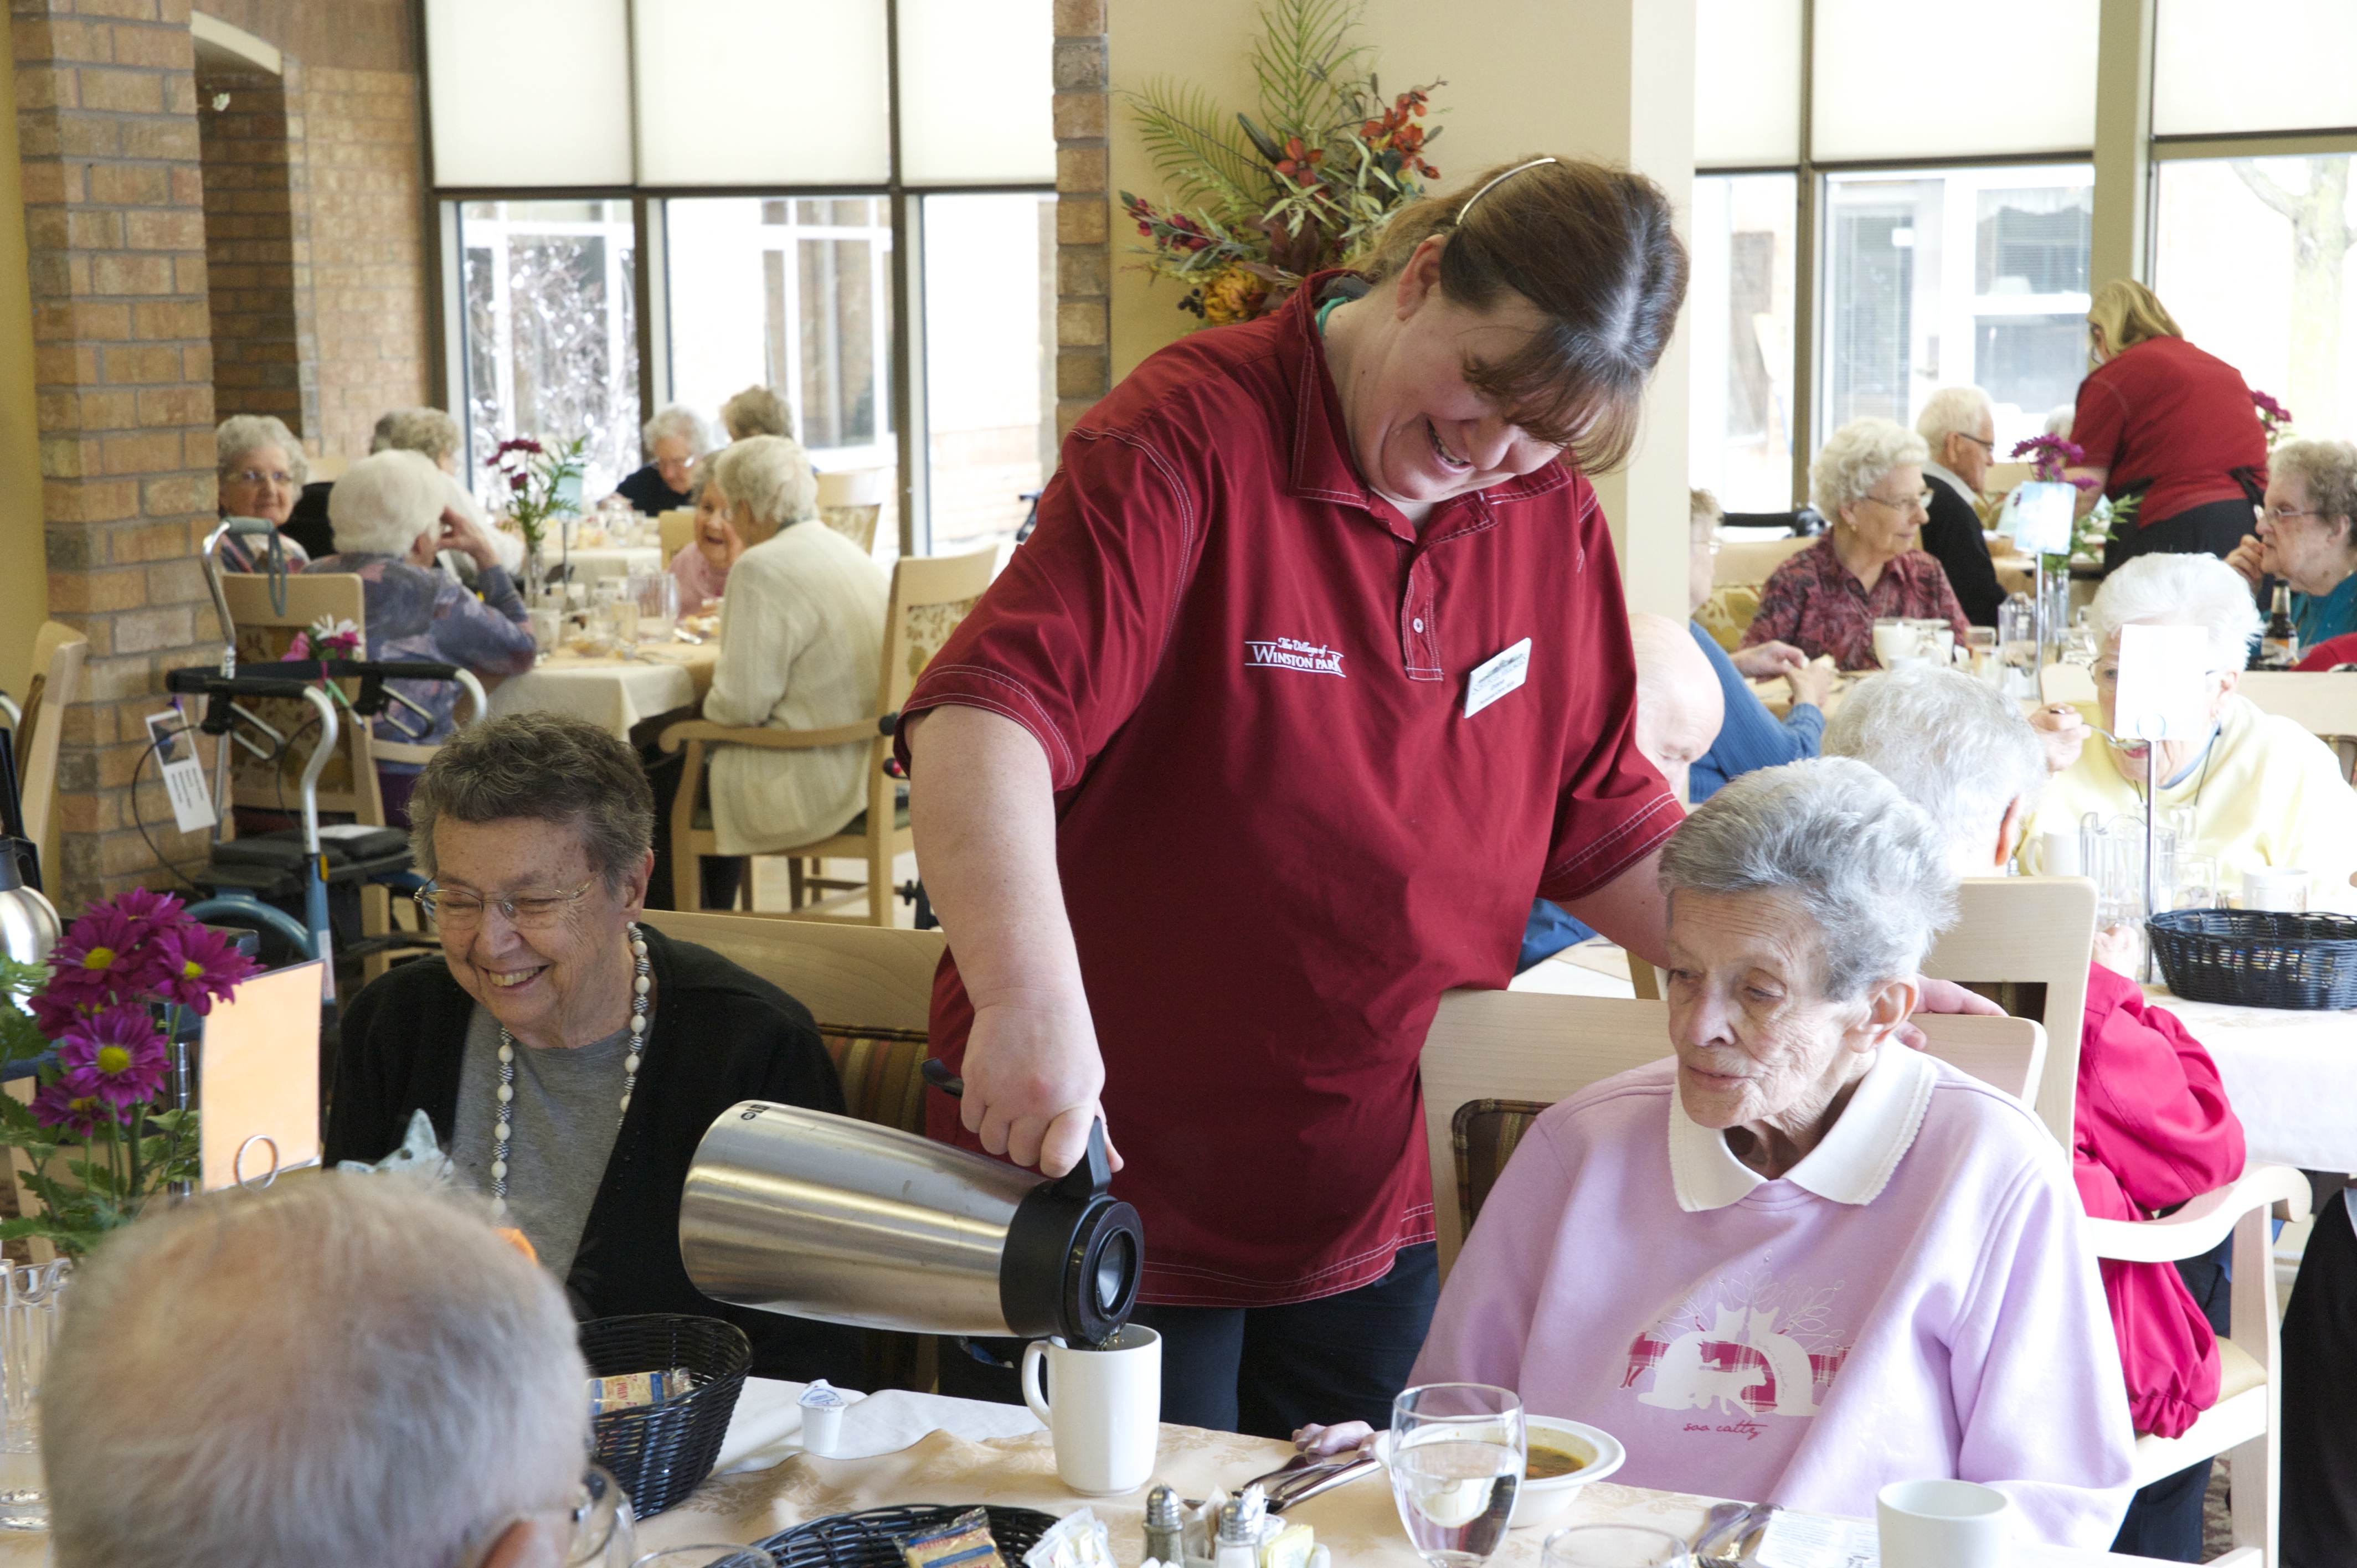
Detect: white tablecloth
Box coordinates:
(2149, 986, 2357, 1172)
(487, 654, 698, 740)
(539, 543, 665, 586)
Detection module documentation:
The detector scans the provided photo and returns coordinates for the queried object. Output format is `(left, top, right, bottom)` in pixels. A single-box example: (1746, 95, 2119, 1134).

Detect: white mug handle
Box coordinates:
(1021, 1339, 1053, 1425)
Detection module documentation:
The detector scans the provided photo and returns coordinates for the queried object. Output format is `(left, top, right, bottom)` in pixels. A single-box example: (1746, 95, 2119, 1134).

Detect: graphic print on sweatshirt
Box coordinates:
(1623, 1262, 1851, 1425)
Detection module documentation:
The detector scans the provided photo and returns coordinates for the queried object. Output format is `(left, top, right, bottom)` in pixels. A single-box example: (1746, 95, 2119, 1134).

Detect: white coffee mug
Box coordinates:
(1021, 1324, 1161, 1496)
(2244, 867, 2310, 913)
(1877, 1479, 2013, 1568)
(2036, 831, 2082, 878)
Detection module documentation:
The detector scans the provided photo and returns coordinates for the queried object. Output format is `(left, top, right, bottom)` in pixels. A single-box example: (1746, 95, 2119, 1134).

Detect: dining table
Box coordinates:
(539, 540, 668, 588)
(2142, 985, 2357, 1174)
(613, 1378, 2178, 1567)
(486, 639, 720, 744)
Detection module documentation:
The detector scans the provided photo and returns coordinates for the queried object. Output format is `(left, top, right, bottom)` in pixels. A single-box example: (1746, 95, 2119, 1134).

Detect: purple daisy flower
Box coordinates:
(29, 1080, 111, 1138)
(148, 924, 260, 1014)
(55, 1006, 169, 1108)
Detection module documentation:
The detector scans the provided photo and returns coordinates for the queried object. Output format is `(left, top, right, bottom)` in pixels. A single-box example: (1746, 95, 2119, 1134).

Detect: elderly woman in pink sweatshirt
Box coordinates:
(1323, 760, 2137, 1549)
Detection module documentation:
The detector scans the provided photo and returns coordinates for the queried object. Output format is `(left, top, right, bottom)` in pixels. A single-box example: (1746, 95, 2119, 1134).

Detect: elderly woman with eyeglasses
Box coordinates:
(1307, 759, 2137, 1545)
(325, 711, 865, 1384)
(214, 413, 311, 572)
(1742, 417, 1970, 670)
(2030, 550, 2357, 913)
(2226, 437, 2357, 658)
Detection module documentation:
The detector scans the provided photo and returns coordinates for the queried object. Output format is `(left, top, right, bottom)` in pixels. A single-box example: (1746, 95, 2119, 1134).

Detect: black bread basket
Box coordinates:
(2147, 909, 2357, 1010)
(581, 1313, 750, 1517)
(759, 1504, 1064, 1568)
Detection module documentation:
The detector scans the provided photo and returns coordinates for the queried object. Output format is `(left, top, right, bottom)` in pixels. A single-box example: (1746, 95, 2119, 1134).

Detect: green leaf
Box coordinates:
(1121, 80, 1264, 217)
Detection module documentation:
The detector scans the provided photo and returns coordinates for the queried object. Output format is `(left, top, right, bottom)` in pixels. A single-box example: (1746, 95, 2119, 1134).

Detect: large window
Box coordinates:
(2154, 155, 2356, 440)
(1688, 173, 1798, 511)
(457, 200, 640, 499)
(922, 193, 1056, 551)
(1820, 167, 2091, 455)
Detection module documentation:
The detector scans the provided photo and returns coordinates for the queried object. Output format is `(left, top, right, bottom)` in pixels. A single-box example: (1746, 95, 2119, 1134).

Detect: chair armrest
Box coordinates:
(659, 715, 892, 753)
(2083, 1162, 2312, 1265)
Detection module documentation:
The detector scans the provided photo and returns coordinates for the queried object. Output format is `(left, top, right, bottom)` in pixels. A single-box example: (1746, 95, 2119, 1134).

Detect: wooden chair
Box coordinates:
(2237, 670, 2357, 781)
(2086, 1163, 2310, 1567)
(658, 507, 694, 565)
(1419, 988, 2047, 1277)
(639, 910, 947, 1390)
(1713, 534, 1813, 587)
(659, 547, 997, 924)
(14, 621, 88, 855)
(816, 468, 890, 556)
(1921, 876, 2095, 1150)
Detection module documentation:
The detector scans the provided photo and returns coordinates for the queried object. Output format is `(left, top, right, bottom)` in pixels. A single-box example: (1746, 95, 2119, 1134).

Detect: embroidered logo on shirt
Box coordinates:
(1623, 1267, 1850, 1421)
(1244, 637, 1346, 677)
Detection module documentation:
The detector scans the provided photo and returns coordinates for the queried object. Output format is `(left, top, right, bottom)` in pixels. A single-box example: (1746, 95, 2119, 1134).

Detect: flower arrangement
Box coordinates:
(2253, 388, 2295, 451)
(2008, 435, 2110, 565)
(279, 615, 361, 664)
(489, 435, 588, 567)
(0, 890, 258, 1256)
(1119, 0, 1444, 326)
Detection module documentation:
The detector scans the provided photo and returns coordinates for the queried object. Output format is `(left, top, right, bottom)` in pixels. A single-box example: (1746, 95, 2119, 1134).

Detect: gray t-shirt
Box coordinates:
(452, 1005, 631, 1280)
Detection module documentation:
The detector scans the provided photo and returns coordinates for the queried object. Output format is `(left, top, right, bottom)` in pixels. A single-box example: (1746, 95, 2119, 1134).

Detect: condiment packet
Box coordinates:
(898, 1507, 1006, 1568)
(586, 1367, 696, 1416)
(1750, 1511, 1877, 1568)
(1022, 1508, 1115, 1568)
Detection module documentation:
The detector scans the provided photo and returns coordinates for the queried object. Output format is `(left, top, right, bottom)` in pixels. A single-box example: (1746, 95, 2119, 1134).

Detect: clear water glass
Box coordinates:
(0, 1261, 70, 1530)
(1540, 1524, 1691, 1567)
(1389, 1383, 1525, 1568)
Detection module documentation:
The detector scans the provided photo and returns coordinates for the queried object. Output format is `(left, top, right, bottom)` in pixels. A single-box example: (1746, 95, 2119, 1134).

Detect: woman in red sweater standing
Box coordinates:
(2066, 280, 2268, 570)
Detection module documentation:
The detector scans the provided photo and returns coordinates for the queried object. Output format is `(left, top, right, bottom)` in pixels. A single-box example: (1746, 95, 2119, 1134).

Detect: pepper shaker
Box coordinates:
(1144, 1483, 1185, 1565)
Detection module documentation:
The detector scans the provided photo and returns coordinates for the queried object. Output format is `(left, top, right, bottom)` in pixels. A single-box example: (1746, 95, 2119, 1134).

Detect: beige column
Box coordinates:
(2091, 0, 2155, 287)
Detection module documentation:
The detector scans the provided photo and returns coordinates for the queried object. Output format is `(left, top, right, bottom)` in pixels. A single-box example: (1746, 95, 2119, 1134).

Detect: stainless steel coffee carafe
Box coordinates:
(679, 1102, 1143, 1345)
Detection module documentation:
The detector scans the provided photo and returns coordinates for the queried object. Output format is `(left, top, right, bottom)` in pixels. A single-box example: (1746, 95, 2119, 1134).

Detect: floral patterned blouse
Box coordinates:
(305, 553, 536, 761)
(1740, 535, 1970, 672)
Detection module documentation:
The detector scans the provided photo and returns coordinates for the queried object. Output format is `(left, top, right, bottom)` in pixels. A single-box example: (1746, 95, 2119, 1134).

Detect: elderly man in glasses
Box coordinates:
(47, 1176, 635, 1568)
(1915, 385, 2008, 628)
(325, 711, 866, 1383)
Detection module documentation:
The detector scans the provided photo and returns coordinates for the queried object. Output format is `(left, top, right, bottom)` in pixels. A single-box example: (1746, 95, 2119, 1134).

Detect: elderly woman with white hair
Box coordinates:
(2226, 436, 2357, 659)
(1827, 667, 2245, 1562)
(2031, 550, 2357, 913)
(613, 403, 711, 515)
(1743, 417, 1970, 669)
(1319, 759, 2136, 1544)
(214, 413, 311, 572)
(719, 384, 794, 442)
(1915, 385, 2006, 626)
(661, 434, 887, 908)
(307, 449, 537, 822)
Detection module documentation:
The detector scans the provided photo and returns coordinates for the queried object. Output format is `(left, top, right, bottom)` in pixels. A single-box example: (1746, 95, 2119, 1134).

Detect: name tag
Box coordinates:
(1464, 638, 1531, 718)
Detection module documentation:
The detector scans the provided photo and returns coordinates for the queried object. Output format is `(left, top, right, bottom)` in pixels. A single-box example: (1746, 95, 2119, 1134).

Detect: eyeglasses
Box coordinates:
(414, 880, 593, 931)
(2257, 505, 2327, 525)
(458, 1464, 635, 1568)
(228, 468, 295, 487)
(1957, 434, 1996, 453)
(1861, 491, 1934, 515)
(2091, 663, 2229, 688)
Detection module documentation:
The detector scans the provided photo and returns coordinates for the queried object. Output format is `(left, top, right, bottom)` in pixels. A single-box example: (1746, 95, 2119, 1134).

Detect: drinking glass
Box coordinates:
(1540, 1525, 1691, 1567)
(1871, 618, 1917, 669)
(0, 1260, 68, 1530)
(1996, 596, 2040, 698)
(631, 570, 680, 640)
(2173, 854, 2220, 911)
(566, 1464, 636, 1567)
(1908, 618, 1956, 666)
(1389, 1383, 1524, 1568)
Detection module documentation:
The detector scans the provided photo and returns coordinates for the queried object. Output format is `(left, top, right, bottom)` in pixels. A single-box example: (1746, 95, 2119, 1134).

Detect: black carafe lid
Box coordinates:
(997, 1120, 1143, 1345)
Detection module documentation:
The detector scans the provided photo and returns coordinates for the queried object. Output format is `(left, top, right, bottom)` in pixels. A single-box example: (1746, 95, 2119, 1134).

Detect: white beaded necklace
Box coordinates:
(490, 922, 650, 1220)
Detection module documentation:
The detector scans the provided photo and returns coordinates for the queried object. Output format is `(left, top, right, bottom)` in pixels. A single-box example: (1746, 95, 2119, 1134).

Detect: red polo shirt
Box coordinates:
(2071, 334, 2267, 528)
(898, 276, 1681, 1307)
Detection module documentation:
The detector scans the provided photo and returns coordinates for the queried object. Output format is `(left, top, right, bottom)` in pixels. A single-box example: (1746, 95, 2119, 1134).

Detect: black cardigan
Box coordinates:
(1921, 476, 2007, 628)
(325, 925, 867, 1384)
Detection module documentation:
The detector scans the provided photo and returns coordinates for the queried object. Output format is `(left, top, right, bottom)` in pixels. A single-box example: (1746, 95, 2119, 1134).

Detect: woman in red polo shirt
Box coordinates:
(897, 158, 1987, 1438)
(2065, 280, 2267, 569)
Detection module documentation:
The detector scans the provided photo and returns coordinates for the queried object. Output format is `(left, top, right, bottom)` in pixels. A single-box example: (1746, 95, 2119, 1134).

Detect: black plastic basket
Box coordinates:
(2147, 908, 2357, 1010)
(758, 1504, 1064, 1568)
(581, 1314, 750, 1517)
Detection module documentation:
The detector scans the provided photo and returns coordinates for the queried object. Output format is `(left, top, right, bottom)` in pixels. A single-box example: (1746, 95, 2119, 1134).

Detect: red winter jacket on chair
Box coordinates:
(2072, 962, 2248, 1438)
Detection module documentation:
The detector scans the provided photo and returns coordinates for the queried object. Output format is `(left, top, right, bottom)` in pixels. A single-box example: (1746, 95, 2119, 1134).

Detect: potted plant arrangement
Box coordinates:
(1119, 0, 1444, 327)
(490, 434, 587, 601)
(0, 889, 258, 1256)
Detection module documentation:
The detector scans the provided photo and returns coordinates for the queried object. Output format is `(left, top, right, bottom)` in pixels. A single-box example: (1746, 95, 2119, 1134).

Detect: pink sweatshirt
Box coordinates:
(1412, 1049, 2137, 1549)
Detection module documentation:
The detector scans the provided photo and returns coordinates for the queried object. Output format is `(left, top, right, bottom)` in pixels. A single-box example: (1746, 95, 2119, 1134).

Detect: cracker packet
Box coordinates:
(586, 1367, 696, 1416)
(899, 1508, 1006, 1568)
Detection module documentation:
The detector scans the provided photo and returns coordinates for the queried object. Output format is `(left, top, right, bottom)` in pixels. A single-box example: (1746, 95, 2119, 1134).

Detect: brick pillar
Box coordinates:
(196, 57, 318, 445)
(14, 0, 220, 909)
(1051, 0, 1109, 441)
(302, 65, 427, 460)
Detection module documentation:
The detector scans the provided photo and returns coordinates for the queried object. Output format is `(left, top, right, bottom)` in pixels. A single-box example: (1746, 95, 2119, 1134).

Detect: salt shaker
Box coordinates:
(1215, 1486, 1267, 1568)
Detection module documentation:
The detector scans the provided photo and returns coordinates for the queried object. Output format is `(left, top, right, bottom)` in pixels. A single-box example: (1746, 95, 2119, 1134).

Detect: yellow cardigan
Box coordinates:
(2029, 694, 2357, 914)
